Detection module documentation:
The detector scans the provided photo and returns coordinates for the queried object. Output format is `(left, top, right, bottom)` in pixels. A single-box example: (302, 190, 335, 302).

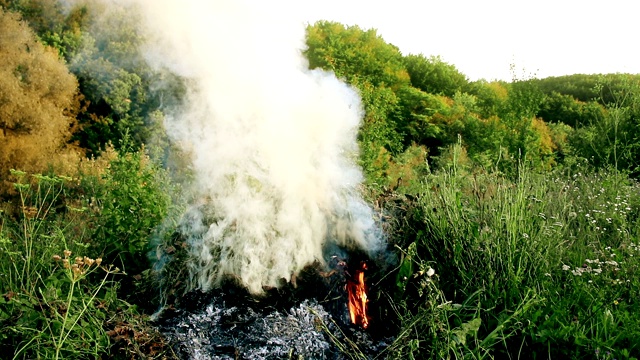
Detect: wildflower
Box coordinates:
(95, 258, 102, 266)
(562, 264, 570, 271)
(593, 268, 602, 274)
(614, 300, 619, 306)
(426, 268, 435, 277)
(52, 255, 61, 261)
(63, 249, 72, 257)
(571, 269, 582, 276)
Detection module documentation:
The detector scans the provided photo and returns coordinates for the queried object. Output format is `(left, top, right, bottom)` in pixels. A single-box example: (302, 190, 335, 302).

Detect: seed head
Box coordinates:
(84, 256, 95, 266)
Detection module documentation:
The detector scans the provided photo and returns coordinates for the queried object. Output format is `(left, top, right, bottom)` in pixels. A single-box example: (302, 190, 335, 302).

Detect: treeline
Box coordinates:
(306, 21, 640, 186)
(2, 0, 640, 194)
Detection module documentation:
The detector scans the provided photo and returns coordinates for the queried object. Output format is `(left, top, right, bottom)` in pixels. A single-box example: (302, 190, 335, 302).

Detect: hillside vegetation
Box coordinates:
(1, 1, 640, 358)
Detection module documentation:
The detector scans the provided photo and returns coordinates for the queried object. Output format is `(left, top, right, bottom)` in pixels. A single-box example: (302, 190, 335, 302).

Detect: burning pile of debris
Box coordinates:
(155, 253, 395, 359)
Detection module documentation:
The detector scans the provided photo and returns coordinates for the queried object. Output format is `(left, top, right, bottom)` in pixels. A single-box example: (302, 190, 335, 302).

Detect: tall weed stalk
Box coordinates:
(0, 171, 121, 359)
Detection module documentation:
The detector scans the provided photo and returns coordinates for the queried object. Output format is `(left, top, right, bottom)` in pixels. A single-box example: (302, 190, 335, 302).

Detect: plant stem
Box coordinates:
(55, 277, 76, 360)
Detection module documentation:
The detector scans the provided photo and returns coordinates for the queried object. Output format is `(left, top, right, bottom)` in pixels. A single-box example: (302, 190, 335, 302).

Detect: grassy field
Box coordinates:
(381, 154, 640, 359)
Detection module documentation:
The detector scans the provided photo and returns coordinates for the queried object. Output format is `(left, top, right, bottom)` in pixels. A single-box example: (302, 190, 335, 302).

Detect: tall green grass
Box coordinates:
(384, 154, 640, 359)
(0, 171, 120, 359)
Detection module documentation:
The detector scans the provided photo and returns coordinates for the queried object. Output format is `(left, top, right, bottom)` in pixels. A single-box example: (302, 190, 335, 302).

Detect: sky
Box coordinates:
(295, 0, 639, 81)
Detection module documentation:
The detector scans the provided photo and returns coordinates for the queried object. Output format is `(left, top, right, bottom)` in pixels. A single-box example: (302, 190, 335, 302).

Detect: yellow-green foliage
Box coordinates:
(305, 20, 410, 88)
(530, 117, 556, 166)
(0, 8, 81, 194)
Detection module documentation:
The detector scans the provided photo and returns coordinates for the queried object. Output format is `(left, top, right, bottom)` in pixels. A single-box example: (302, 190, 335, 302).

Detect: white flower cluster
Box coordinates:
(562, 257, 620, 277)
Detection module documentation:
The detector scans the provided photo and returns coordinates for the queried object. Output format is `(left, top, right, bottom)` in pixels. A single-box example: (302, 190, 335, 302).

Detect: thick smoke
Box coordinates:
(128, 0, 382, 294)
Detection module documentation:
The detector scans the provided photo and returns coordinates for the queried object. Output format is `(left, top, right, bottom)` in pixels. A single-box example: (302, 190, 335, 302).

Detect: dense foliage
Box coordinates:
(2, 2, 640, 358)
(0, 8, 81, 193)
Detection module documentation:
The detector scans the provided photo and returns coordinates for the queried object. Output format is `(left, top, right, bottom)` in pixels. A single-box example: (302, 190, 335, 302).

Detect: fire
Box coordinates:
(347, 261, 369, 329)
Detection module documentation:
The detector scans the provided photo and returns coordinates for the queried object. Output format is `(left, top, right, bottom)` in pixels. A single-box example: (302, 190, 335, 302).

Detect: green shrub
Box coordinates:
(91, 146, 171, 274)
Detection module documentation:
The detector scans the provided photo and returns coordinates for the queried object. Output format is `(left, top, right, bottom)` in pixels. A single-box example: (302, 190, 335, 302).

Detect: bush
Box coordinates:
(90, 145, 171, 275)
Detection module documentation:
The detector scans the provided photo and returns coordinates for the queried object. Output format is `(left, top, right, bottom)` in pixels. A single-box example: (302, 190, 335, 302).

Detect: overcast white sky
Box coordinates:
(295, 0, 639, 81)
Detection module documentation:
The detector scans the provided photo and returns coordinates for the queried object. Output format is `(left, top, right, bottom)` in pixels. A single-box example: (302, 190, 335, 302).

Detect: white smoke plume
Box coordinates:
(97, 0, 384, 294)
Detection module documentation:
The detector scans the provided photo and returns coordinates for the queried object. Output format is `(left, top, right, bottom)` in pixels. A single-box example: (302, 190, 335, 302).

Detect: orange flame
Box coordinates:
(347, 262, 369, 329)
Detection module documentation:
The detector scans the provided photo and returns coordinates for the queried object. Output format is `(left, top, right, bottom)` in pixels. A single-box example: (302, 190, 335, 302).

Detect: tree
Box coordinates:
(394, 85, 450, 149)
(305, 21, 410, 88)
(497, 79, 545, 164)
(537, 91, 586, 127)
(0, 9, 80, 190)
(305, 21, 412, 186)
(65, 1, 184, 157)
(403, 54, 468, 97)
(0, 0, 86, 60)
(570, 75, 640, 173)
(466, 80, 508, 118)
